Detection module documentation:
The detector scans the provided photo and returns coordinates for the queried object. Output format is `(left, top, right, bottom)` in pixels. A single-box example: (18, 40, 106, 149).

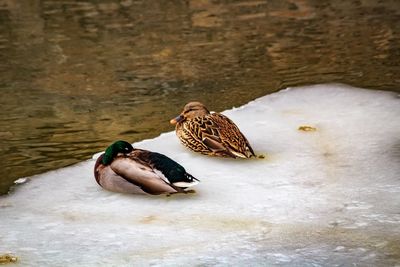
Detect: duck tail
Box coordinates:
(185, 173, 200, 182)
(172, 172, 200, 188)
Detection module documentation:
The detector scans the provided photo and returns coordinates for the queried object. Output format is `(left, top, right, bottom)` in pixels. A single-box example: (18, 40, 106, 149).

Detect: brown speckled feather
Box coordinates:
(176, 112, 255, 158)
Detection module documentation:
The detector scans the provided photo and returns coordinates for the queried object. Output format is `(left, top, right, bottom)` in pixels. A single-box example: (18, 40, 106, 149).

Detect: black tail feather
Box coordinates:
(185, 173, 200, 182)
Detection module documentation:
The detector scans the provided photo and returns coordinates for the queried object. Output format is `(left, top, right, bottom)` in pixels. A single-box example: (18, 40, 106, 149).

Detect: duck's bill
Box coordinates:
(170, 115, 184, 125)
(172, 180, 199, 187)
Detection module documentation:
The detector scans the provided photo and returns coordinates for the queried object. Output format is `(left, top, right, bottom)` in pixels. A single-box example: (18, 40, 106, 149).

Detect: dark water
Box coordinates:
(0, 0, 399, 194)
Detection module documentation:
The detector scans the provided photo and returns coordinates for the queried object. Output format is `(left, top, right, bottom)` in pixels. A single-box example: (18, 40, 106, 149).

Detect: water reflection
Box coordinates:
(0, 0, 399, 194)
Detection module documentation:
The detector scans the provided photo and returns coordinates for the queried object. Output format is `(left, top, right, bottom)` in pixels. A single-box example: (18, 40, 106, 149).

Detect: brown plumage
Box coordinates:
(170, 102, 255, 158)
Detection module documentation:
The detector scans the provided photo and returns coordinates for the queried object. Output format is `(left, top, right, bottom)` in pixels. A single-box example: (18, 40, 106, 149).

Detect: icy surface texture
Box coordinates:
(1, 84, 399, 266)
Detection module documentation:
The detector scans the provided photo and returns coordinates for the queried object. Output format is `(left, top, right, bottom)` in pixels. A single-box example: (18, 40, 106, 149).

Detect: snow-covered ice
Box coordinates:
(1, 84, 399, 266)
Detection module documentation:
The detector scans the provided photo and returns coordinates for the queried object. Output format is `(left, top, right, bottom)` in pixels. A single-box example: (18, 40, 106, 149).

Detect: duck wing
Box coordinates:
(130, 149, 199, 188)
(110, 156, 179, 195)
(178, 118, 212, 155)
(183, 113, 254, 158)
(210, 113, 255, 158)
(179, 115, 233, 157)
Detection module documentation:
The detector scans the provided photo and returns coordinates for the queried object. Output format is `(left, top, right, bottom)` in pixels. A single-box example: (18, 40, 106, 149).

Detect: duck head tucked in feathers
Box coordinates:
(94, 141, 199, 195)
(170, 102, 256, 159)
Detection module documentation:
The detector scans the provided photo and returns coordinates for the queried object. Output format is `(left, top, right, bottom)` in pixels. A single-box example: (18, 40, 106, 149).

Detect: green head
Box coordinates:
(102, 140, 134, 165)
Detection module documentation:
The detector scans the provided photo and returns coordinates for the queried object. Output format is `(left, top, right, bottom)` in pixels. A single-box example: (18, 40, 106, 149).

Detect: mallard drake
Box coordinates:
(94, 141, 199, 195)
(170, 102, 255, 158)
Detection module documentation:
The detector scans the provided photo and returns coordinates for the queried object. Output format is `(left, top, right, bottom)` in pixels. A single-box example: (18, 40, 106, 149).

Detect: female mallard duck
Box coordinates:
(94, 141, 199, 195)
(170, 102, 255, 158)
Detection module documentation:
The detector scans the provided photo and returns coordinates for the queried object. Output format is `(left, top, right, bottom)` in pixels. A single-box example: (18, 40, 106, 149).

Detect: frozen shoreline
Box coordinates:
(1, 84, 400, 266)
